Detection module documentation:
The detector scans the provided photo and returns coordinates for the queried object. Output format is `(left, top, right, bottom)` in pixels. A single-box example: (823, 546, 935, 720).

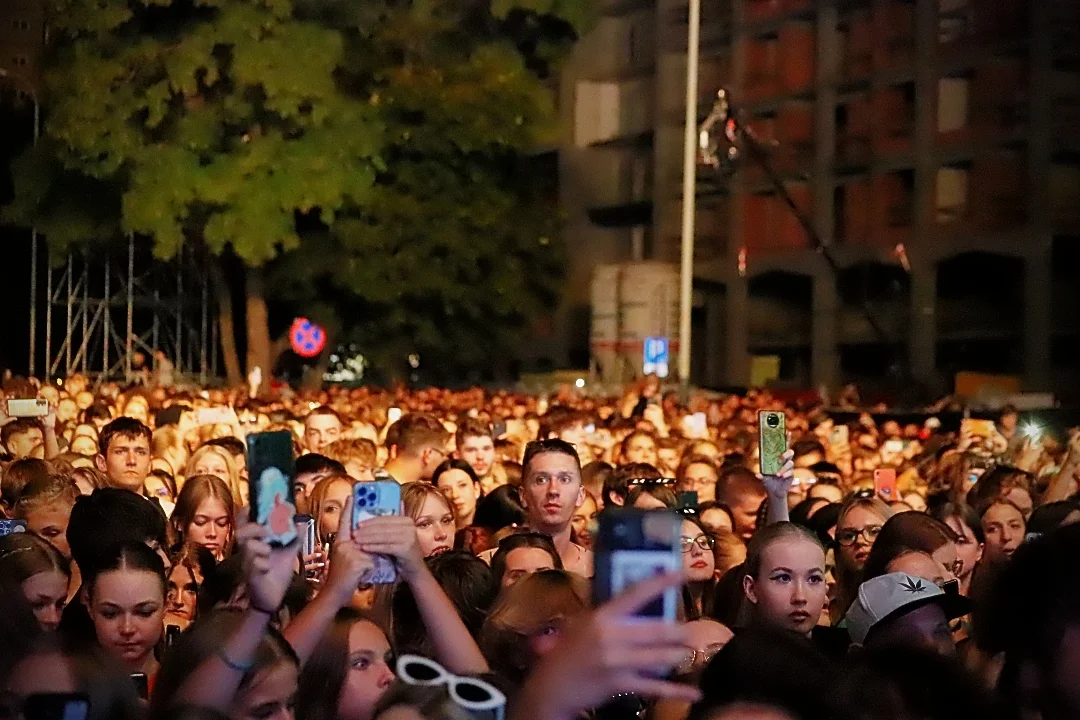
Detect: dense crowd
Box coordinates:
(0, 372, 1077, 720)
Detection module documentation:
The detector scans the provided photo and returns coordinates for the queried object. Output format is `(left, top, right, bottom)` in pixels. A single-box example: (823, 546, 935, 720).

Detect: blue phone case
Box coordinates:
(352, 481, 401, 584)
(0, 520, 27, 537)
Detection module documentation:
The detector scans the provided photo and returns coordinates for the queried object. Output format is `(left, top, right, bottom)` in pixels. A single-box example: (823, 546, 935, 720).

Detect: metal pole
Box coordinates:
(200, 267, 208, 384)
(81, 252, 88, 374)
(103, 258, 110, 378)
(65, 254, 72, 376)
(125, 234, 134, 381)
(29, 231, 36, 377)
(176, 248, 183, 374)
(678, 0, 701, 386)
(45, 259, 52, 382)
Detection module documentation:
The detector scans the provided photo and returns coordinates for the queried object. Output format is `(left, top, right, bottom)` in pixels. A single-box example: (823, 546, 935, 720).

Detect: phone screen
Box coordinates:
(247, 431, 298, 546)
(874, 469, 897, 500)
(593, 509, 680, 621)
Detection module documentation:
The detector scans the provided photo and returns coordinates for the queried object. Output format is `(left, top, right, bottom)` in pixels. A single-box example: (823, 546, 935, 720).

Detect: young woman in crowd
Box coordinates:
(0, 532, 70, 632)
(145, 468, 179, 516)
(85, 542, 167, 680)
(171, 474, 236, 561)
(930, 502, 984, 596)
(401, 482, 456, 558)
(165, 545, 213, 630)
(287, 494, 488, 720)
(831, 496, 893, 623)
(185, 445, 244, 508)
(432, 459, 482, 530)
(489, 532, 563, 589)
(681, 516, 716, 620)
(570, 490, 598, 549)
(861, 512, 961, 585)
(741, 522, 828, 637)
(307, 473, 356, 547)
(480, 569, 589, 688)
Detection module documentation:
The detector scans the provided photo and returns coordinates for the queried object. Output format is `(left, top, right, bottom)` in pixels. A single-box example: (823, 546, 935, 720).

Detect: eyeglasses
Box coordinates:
(397, 654, 506, 720)
(680, 534, 715, 553)
(835, 524, 883, 547)
(674, 642, 727, 675)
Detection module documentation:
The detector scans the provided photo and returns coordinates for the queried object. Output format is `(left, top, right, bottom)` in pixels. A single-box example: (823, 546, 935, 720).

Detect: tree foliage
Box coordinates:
(5, 0, 586, 382)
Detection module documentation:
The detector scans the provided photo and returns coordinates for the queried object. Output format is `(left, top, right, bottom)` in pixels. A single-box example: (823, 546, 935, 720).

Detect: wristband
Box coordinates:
(217, 647, 255, 672)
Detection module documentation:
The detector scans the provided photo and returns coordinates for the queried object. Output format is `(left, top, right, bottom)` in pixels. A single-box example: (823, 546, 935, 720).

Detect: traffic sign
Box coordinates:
(290, 318, 327, 358)
(643, 336, 669, 378)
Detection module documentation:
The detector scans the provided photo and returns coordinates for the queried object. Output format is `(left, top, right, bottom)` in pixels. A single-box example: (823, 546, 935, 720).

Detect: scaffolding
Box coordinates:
(30, 234, 219, 385)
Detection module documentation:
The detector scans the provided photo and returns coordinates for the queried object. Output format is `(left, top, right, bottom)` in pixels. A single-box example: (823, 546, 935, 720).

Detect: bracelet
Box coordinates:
(217, 647, 255, 673)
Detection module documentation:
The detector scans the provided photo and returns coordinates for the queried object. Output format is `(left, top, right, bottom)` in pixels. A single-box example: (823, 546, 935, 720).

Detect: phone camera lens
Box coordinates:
(766, 414, 779, 428)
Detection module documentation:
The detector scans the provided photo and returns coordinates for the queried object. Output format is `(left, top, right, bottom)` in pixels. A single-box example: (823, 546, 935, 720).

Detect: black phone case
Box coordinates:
(247, 430, 298, 546)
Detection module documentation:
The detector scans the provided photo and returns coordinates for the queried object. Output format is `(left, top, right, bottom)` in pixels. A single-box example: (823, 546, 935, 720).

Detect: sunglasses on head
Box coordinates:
(396, 655, 506, 720)
(628, 477, 676, 487)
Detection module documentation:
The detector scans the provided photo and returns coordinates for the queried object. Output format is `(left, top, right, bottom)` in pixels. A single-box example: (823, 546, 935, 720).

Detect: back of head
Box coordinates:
(967, 466, 1032, 512)
(425, 550, 495, 637)
(715, 467, 766, 508)
(536, 406, 583, 441)
(14, 473, 80, 520)
(98, 417, 152, 456)
(472, 484, 525, 532)
(689, 627, 842, 720)
(294, 453, 346, 478)
(862, 512, 958, 582)
(374, 684, 473, 720)
(2, 458, 52, 508)
(390, 414, 449, 457)
(67, 488, 167, 573)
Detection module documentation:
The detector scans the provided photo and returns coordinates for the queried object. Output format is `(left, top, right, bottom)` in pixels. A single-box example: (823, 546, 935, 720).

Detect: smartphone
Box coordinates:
(295, 514, 317, 557)
(352, 481, 402, 584)
(130, 673, 149, 700)
(387, 407, 403, 425)
(165, 624, 181, 650)
(675, 491, 699, 517)
(593, 508, 681, 621)
(7, 398, 49, 418)
(874, 468, 897, 501)
(492, 421, 507, 438)
(23, 693, 90, 720)
(961, 419, 996, 439)
(0, 519, 28, 537)
(247, 431, 298, 546)
(682, 413, 707, 438)
(758, 411, 787, 476)
(196, 407, 232, 426)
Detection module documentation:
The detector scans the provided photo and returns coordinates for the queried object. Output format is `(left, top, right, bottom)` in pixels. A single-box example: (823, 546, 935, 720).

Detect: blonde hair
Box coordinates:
(308, 473, 355, 545)
(401, 482, 453, 522)
(322, 438, 377, 473)
(185, 445, 242, 505)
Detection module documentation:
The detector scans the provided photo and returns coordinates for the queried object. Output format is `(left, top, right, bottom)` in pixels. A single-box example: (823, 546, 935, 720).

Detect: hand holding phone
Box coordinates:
(593, 508, 682, 622)
(874, 468, 897, 501)
(7, 398, 49, 418)
(350, 481, 403, 584)
(247, 431, 298, 546)
(758, 411, 788, 476)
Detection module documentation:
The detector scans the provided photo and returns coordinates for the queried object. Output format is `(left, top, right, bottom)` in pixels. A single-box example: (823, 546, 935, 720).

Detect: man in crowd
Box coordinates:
(94, 417, 152, 493)
(303, 406, 343, 452)
(2, 418, 44, 459)
(293, 453, 345, 514)
(514, 438, 592, 577)
(383, 413, 449, 484)
(716, 466, 768, 541)
(456, 418, 496, 492)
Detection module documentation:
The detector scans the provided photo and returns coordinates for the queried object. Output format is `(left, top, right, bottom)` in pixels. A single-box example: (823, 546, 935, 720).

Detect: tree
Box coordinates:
(5, 0, 589, 386)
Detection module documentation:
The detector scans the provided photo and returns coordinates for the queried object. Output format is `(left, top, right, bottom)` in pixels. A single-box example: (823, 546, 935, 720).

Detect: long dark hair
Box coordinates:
(84, 542, 166, 599)
(0, 532, 70, 585)
(296, 609, 388, 720)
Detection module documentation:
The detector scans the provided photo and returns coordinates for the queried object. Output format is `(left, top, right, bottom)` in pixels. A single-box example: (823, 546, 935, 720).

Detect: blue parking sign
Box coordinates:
(643, 337, 669, 378)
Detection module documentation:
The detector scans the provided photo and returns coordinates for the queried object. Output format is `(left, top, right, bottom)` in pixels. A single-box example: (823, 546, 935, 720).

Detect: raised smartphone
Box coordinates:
(593, 508, 681, 621)
(7, 398, 49, 418)
(352, 481, 401, 584)
(758, 411, 787, 476)
(295, 514, 317, 557)
(247, 431, 298, 546)
(874, 468, 897, 501)
(0, 519, 28, 537)
(23, 693, 89, 720)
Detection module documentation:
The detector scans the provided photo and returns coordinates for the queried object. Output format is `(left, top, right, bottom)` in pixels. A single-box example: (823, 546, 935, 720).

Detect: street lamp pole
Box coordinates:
(678, 0, 701, 387)
(0, 68, 40, 377)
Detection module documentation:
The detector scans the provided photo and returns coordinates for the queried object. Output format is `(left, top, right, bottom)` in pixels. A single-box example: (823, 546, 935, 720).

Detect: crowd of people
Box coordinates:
(0, 371, 1077, 720)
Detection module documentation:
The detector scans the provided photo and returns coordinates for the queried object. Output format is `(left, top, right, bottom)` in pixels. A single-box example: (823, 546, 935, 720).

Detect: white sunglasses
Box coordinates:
(395, 655, 506, 720)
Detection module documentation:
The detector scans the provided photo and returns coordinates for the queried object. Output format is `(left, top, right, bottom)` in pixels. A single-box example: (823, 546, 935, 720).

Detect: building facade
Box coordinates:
(559, 0, 1080, 395)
